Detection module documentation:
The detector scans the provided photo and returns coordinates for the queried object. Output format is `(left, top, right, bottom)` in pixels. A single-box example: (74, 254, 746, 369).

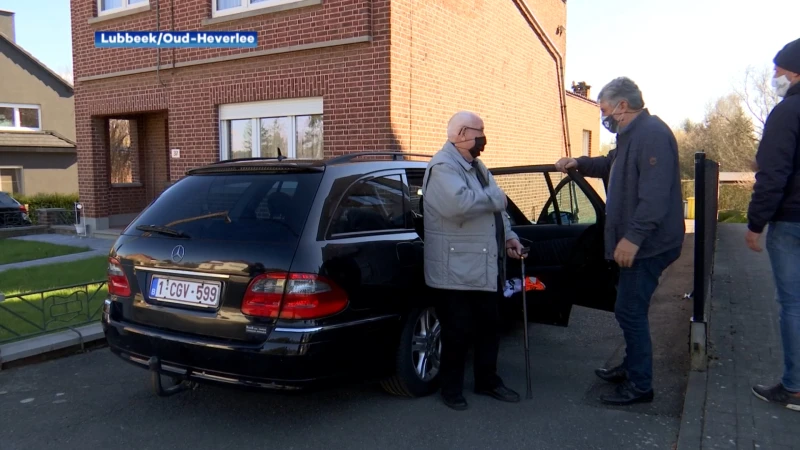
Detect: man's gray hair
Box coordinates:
(597, 77, 645, 110)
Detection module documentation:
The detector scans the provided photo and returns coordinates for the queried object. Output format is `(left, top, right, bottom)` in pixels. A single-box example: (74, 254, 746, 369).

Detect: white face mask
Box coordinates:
(772, 75, 791, 97)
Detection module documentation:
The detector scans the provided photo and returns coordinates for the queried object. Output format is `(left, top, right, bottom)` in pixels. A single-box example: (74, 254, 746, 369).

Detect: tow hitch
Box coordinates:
(148, 356, 197, 397)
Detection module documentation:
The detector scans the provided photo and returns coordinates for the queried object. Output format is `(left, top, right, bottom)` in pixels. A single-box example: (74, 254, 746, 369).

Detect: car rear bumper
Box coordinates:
(101, 299, 402, 390)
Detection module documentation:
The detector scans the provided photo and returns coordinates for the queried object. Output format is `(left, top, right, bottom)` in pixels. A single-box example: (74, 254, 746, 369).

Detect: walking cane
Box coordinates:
(520, 246, 533, 400)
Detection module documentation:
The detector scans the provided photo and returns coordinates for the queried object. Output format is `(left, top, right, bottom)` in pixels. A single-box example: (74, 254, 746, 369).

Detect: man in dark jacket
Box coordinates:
(746, 37, 800, 412)
(555, 76, 684, 405)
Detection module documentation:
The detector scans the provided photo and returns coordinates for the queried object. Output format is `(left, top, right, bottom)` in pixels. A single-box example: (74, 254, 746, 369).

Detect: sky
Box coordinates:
(0, 0, 797, 145)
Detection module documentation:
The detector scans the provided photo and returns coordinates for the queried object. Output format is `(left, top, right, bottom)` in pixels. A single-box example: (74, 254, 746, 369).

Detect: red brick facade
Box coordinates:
(71, 0, 596, 229)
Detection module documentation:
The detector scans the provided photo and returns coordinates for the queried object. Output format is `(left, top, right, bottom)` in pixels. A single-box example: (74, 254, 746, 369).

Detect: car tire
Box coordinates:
(380, 306, 441, 398)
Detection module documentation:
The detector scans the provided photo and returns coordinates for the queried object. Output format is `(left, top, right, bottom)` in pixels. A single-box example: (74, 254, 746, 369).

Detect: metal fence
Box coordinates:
(0, 281, 107, 344)
(690, 152, 720, 370)
(0, 210, 33, 228)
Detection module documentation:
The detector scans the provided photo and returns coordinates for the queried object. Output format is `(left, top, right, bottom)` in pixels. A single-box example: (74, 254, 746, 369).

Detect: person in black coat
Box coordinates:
(746, 37, 800, 412)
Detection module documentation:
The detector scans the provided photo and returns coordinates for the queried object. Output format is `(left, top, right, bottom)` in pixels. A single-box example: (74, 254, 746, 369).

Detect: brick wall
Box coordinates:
(71, 0, 569, 221)
(565, 91, 605, 200)
(72, 0, 393, 219)
(389, 0, 569, 217)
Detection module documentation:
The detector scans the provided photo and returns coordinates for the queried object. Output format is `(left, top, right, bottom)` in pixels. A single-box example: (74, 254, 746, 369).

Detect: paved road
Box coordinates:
(0, 239, 694, 450)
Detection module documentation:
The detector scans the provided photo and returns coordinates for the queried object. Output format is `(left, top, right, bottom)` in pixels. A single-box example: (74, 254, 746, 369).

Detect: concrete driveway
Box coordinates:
(0, 239, 694, 450)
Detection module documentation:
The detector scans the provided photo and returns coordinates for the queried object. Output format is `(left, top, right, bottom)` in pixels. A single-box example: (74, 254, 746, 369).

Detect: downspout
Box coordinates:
(514, 0, 572, 158)
(156, 0, 166, 86)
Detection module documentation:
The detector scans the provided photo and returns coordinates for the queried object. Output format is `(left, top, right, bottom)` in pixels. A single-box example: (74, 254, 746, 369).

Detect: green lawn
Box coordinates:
(718, 210, 748, 223)
(0, 256, 109, 344)
(0, 239, 90, 265)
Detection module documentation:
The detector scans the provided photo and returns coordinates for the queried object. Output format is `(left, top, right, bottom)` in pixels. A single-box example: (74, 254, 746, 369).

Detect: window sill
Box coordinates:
(111, 182, 143, 188)
(88, 4, 151, 25)
(201, 0, 321, 26)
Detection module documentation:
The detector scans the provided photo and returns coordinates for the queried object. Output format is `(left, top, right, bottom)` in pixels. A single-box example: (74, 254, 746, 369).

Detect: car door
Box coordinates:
(490, 165, 619, 327)
(318, 169, 422, 316)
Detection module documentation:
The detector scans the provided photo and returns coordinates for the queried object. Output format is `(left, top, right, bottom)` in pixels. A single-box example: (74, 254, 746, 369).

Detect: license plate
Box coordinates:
(149, 276, 221, 308)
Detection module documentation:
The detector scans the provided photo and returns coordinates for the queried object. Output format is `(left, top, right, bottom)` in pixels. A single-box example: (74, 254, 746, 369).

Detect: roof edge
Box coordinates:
(0, 32, 74, 92)
(565, 90, 599, 106)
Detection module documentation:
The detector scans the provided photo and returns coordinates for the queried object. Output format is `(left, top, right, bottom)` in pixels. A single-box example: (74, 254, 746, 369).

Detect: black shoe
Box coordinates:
(600, 380, 654, 405)
(475, 385, 521, 403)
(752, 383, 800, 412)
(595, 365, 627, 383)
(442, 394, 469, 411)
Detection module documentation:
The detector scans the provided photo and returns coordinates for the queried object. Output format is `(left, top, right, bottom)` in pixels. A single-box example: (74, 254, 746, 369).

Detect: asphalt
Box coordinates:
(0, 238, 694, 450)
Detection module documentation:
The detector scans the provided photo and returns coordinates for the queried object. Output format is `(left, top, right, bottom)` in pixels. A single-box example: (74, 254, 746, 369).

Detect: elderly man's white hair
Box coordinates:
(447, 111, 483, 141)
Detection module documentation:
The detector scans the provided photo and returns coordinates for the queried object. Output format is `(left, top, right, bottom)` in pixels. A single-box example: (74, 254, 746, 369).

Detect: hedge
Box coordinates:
(10, 193, 80, 224)
(681, 180, 753, 212)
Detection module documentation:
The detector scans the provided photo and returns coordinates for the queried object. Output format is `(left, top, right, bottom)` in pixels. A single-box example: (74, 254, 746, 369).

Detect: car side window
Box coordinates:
(329, 174, 409, 237)
(406, 169, 425, 216)
(544, 179, 597, 225)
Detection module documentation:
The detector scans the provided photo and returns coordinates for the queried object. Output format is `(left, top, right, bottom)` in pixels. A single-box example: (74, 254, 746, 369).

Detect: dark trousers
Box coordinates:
(615, 246, 681, 392)
(435, 287, 502, 398)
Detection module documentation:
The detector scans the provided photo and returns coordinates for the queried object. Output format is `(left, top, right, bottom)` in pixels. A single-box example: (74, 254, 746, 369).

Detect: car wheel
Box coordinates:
(380, 306, 442, 398)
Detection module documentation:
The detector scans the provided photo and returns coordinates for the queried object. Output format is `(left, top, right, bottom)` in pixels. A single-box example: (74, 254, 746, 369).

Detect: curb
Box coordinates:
(676, 369, 708, 450)
(0, 323, 105, 369)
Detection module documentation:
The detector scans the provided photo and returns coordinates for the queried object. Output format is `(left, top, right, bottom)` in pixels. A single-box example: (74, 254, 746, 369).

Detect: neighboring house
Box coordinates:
(719, 172, 755, 184)
(70, 0, 600, 233)
(0, 10, 77, 196)
(566, 81, 603, 199)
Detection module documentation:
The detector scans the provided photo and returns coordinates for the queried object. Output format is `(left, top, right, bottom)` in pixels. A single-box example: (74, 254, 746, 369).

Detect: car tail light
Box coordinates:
(242, 272, 348, 320)
(19, 204, 27, 213)
(107, 257, 132, 297)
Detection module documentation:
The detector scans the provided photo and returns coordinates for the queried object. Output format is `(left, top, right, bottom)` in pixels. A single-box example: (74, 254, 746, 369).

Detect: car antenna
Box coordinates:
(277, 147, 285, 162)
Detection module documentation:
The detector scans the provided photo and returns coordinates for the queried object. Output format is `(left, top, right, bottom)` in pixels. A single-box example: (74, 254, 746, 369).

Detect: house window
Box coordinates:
(108, 119, 140, 185)
(98, 0, 148, 16)
(582, 130, 591, 157)
(212, 0, 304, 17)
(0, 104, 41, 131)
(219, 98, 323, 161)
(0, 166, 24, 194)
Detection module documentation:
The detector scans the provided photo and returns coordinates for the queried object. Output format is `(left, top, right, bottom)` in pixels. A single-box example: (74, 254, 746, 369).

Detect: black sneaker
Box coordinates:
(752, 383, 800, 412)
(600, 380, 654, 405)
(474, 384, 521, 403)
(442, 394, 469, 411)
(595, 365, 628, 383)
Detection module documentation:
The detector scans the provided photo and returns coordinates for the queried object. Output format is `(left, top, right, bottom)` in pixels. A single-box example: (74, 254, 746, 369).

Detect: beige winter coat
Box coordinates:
(421, 142, 518, 292)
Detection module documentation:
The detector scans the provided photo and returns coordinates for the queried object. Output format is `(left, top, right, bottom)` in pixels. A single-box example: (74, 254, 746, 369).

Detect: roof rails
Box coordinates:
(325, 152, 432, 165)
(211, 148, 290, 165)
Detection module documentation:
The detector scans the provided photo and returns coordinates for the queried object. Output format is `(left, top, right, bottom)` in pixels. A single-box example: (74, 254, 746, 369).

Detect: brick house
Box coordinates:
(71, 0, 599, 234)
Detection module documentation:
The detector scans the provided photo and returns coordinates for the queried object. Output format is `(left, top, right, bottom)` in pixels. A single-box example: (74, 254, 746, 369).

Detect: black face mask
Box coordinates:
(469, 136, 487, 158)
(602, 114, 619, 133)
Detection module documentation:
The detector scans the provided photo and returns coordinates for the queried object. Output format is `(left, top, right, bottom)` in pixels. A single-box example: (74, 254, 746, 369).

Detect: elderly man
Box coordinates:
(422, 110, 524, 411)
(554, 77, 684, 405)
(745, 37, 800, 411)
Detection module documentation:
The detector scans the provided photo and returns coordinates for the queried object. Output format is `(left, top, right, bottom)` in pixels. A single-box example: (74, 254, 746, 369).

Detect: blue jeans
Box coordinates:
(615, 246, 681, 392)
(766, 221, 800, 393)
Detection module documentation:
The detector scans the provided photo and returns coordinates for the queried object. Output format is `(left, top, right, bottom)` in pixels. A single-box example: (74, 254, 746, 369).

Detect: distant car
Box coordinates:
(0, 192, 32, 228)
(101, 152, 619, 398)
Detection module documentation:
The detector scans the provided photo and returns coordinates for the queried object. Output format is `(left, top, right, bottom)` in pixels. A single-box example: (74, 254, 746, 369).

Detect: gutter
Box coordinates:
(513, 0, 572, 158)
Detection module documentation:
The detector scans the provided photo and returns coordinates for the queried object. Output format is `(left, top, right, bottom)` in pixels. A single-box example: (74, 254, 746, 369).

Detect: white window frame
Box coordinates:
(218, 97, 323, 161)
(97, 0, 149, 16)
(0, 165, 25, 194)
(0, 103, 42, 132)
(211, 0, 304, 18)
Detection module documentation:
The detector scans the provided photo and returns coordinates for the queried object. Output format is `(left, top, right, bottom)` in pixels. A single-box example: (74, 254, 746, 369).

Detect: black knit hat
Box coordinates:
(774, 38, 800, 74)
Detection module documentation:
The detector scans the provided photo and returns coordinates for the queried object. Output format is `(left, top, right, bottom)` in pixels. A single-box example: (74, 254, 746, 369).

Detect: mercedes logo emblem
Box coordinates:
(171, 245, 185, 262)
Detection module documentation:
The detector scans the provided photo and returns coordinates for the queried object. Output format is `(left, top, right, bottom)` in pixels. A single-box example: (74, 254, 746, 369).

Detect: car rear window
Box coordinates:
(0, 193, 19, 207)
(127, 172, 324, 242)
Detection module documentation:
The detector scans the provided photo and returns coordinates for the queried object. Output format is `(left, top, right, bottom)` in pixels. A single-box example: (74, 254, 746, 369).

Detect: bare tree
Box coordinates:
(734, 64, 780, 139)
(109, 119, 134, 184)
(57, 64, 74, 85)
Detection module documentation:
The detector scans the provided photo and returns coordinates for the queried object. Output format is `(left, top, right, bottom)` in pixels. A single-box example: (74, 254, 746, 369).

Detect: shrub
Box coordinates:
(11, 193, 80, 224)
(681, 180, 753, 212)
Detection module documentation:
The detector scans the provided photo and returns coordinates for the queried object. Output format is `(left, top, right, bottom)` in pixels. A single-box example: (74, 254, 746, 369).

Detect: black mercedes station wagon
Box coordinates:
(101, 152, 619, 398)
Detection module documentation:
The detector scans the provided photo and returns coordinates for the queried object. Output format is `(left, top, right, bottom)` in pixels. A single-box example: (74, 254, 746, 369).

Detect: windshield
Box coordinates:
(127, 172, 323, 243)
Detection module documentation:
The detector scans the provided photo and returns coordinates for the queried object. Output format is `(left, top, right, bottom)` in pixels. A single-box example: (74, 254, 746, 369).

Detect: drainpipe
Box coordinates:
(514, 0, 572, 158)
(156, 0, 166, 87)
